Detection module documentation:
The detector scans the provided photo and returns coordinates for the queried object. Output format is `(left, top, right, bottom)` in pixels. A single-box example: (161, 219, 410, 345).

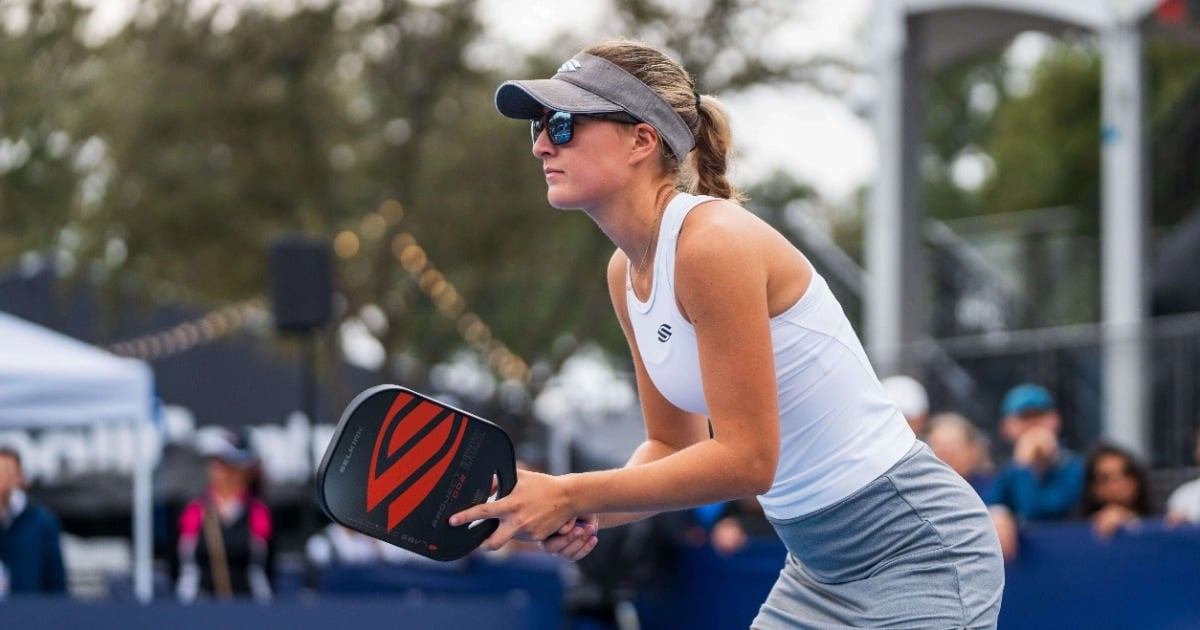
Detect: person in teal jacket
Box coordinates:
(984, 384, 1085, 521)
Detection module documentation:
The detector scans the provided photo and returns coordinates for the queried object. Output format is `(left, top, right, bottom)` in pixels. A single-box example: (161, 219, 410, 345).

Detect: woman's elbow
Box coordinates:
(740, 456, 776, 496)
(716, 433, 777, 495)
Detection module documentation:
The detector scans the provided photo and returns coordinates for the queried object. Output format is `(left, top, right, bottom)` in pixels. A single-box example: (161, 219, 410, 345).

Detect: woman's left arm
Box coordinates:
(665, 200, 783, 495)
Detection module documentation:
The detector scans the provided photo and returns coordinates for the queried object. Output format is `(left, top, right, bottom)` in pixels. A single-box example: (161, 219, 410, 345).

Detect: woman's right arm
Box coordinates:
(539, 250, 711, 561)
(594, 249, 713, 528)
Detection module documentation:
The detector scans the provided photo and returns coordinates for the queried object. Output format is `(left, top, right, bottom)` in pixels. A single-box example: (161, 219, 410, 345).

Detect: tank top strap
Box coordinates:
(655, 192, 717, 291)
(660, 192, 717, 246)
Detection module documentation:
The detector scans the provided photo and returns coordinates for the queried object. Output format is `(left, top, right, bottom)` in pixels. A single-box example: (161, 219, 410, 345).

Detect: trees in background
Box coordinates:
(921, 34, 1200, 330)
(0, 0, 830, 411)
(5, 1, 1195, 417)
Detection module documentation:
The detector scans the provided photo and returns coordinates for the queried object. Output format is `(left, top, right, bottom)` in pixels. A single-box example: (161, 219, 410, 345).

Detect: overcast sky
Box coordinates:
(475, 0, 878, 202)
(79, 0, 879, 201)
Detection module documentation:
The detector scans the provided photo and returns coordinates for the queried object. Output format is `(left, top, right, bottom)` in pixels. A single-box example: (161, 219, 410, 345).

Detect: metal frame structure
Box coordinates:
(866, 0, 1186, 456)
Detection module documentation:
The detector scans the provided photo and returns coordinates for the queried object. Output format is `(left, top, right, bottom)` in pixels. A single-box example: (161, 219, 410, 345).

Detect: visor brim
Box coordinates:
(495, 79, 625, 119)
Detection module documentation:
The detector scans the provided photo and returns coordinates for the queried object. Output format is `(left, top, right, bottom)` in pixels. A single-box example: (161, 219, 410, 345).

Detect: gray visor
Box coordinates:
(495, 53, 695, 161)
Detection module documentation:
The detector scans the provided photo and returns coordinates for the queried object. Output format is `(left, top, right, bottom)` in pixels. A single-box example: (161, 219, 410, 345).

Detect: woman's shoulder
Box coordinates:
(678, 198, 759, 243)
(676, 198, 789, 268)
(23, 500, 64, 529)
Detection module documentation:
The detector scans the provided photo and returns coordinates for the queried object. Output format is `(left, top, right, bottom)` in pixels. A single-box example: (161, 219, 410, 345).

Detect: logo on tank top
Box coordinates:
(657, 324, 672, 342)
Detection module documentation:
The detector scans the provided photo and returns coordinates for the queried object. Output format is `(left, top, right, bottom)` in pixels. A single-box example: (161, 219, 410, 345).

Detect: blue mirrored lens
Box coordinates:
(531, 111, 575, 146)
(546, 111, 573, 144)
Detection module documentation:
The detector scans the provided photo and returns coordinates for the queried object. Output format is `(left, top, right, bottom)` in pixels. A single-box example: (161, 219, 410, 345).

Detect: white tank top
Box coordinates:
(627, 192, 916, 519)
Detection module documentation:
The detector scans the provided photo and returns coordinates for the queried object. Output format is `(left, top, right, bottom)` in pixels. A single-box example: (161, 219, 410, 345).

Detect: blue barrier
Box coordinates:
(5, 522, 1199, 629)
(0, 596, 549, 630)
(636, 520, 1200, 629)
(1000, 520, 1200, 630)
(313, 552, 566, 628)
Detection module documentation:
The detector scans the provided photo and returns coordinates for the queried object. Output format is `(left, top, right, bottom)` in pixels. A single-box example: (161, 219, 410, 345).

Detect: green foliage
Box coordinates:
(0, 0, 96, 258)
(921, 34, 1200, 329)
(981, 41, 1102, 228)
(938, 36, 1200, 231)
(0, 0, 829, 393)
(1148, 40, 1200, 227)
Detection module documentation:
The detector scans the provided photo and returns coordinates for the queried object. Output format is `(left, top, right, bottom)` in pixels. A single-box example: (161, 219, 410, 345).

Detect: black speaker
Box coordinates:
(269, 236, 333, 332)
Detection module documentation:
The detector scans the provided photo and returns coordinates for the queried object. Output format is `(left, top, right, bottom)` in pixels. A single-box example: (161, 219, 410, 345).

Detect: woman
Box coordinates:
(451, 39, 1004, 628)
(1079, 442, 1153, 539)
(176, 429, 273, 602)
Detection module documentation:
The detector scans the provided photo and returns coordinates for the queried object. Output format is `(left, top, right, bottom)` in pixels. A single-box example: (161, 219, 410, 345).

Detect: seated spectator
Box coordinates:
(983, 384, 1084, 562)
(708, 497, 777, 557)
(984, 383, 1085, 522)
(1165, 427, 1200, 526)
(881, 374, 930, 438)
(0, 447, 67, 595)
(176, 428, 273, 603)
(1077, 442, 1153, 539)
(925, 412, 995, 496)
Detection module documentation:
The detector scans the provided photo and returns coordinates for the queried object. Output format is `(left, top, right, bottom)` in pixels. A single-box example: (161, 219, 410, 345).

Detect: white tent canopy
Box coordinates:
(0, 310, 156, 601)
(1, 312, 154, 426)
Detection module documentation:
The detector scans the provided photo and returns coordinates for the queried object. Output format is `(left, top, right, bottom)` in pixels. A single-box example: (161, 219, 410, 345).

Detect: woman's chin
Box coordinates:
(546, 192, 583, 211)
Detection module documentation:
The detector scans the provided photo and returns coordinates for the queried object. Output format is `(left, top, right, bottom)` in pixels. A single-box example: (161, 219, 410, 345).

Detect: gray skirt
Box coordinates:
(752, 441, 1004, 629)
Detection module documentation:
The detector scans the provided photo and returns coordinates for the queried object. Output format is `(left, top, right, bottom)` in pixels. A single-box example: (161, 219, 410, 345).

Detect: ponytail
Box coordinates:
(685, 95, 745, 202)
(583, 39, 746, 202)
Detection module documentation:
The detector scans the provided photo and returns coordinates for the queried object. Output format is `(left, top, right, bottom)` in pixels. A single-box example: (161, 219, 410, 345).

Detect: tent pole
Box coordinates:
(133, 420, 153, 602)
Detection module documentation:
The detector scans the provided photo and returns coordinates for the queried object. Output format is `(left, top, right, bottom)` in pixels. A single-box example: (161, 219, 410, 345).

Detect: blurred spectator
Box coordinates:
(708, 497, 777, 557)
(176, 429, 273, 603)
(984, 383, 1085, 522)
(881, 374, 930, 438)
(1077, 443, 1153, 539)
(1165, 427, 1200, 526)
(0, 447, 67, 595)
(983, 384, 1084, 562)
(925, 412, 995, 496)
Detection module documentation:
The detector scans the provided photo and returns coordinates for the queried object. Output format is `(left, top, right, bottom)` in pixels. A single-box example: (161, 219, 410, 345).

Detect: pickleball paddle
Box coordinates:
(315, 384, 517, 561)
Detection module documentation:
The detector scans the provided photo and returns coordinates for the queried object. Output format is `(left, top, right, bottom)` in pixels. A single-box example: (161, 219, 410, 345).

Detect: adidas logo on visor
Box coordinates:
(557, 59, 582, 73)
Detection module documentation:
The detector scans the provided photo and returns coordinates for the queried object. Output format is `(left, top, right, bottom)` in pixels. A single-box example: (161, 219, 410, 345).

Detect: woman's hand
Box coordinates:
(448, 469, 579, 551)
(540, 514, 600, 561)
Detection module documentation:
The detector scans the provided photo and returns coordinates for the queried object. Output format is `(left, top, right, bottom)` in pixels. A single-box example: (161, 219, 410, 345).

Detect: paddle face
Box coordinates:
(315, 385, 516, 561)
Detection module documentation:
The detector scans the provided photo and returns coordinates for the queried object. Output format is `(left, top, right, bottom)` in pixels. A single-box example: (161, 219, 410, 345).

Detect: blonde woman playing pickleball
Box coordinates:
(451, 39, 1004, 628)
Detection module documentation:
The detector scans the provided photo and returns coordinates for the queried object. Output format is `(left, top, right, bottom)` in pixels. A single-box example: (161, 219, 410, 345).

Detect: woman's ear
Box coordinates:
(628, 122, 663, 164)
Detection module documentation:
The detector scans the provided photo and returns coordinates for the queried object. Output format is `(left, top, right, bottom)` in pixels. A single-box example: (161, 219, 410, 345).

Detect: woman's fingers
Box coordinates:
(554, 534, 599, 561)
(449, 500, 497, 528)
(541, 527, 599, 561)
(450, 472, 587, 548)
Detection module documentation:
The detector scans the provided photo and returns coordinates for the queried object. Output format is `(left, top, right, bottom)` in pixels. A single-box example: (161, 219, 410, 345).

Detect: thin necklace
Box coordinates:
(635, 202, 666, 278)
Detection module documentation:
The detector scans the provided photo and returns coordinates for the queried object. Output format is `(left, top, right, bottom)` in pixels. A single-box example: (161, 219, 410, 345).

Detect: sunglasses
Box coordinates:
(531, 110, 641, 146)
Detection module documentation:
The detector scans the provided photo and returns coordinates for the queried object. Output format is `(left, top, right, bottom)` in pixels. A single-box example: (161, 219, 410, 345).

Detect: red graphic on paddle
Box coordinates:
(315, 385, 516, 561)
(365, 392, 467, 531)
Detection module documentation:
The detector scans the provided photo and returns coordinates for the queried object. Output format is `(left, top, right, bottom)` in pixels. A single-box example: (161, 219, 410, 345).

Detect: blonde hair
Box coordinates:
(582, 39, 745, 202)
